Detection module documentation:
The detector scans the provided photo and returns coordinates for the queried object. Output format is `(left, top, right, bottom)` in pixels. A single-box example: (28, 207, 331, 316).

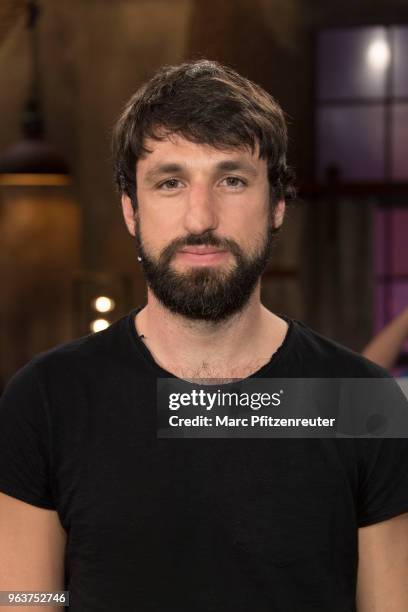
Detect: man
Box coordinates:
(0, 60, 408, 611)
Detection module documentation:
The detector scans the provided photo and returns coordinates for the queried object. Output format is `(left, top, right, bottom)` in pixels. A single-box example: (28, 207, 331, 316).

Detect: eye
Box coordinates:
(157, 178, 183, 190)
(221, 176, 247, 188)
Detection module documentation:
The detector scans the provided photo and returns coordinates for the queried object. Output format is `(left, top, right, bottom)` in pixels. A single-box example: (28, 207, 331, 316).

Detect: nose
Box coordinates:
(182, 183, 219, 235)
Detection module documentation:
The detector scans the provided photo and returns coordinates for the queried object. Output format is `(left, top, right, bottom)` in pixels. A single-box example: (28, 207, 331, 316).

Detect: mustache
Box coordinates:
(160, 231, 243, 264)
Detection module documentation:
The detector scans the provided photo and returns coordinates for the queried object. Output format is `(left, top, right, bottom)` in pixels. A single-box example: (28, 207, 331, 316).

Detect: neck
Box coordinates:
(134, 283, 288, 380)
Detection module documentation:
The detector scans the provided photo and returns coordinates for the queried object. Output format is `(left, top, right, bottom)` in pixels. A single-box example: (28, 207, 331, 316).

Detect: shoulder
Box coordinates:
(15, 313, 131, 386)
(289, 317, 391, 378)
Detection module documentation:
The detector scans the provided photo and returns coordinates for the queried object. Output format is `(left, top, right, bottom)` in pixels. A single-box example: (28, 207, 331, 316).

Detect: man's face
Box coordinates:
(122, 134, 285, 322)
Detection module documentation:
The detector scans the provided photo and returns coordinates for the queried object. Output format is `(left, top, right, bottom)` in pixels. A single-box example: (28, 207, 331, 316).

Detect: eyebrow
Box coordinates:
(143, 159, 258, 183)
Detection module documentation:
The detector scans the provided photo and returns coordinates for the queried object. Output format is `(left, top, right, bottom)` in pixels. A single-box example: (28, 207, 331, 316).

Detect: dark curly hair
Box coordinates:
(112, 59, 296, 209)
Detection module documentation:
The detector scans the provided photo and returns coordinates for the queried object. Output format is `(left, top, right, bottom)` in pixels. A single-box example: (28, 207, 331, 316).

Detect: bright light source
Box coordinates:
(93, 296, 115, 313)
(90, 318, 110, 333)
(367, 39, 390, 70)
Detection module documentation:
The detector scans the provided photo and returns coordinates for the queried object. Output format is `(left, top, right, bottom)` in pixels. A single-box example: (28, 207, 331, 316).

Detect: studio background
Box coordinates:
(1, 0, 407, 390)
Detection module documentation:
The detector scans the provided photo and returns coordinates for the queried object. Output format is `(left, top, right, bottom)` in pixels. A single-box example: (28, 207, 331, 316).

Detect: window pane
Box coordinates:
(317, 106, 385, 181)
(391, 104, 408, 181)
(391, 283, 408, 315)
(317, 27, 389, 100)
(392, 208, 408, 275)
(392, 27, 408, 97)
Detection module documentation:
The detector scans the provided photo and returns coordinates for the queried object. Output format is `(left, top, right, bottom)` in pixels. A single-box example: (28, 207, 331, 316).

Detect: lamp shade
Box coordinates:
(0, 137, 70, 186)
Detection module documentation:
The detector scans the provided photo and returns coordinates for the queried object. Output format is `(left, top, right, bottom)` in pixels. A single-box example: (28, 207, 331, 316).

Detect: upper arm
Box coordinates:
(356, 512, 408, 612)
(0, 492, 66, 611)
(0, 360, 67, 609)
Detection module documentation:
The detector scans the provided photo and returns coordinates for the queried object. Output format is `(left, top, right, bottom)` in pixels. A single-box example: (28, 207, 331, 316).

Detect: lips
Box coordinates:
(179, 246, 227, 255)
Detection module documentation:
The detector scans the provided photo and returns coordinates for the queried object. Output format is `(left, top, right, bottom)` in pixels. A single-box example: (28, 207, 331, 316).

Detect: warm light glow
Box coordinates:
(90, 318, 110, 333)
(367, 39, 390, 70)
(0, 173, 72, 186)
(93, 296, 115, 313)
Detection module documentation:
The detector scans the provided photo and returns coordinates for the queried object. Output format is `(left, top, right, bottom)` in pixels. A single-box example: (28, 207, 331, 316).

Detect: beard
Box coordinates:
(134, 212, 278, 323)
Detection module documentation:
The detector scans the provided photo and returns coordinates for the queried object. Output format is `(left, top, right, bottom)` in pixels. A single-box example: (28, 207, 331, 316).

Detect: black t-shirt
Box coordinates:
(1, 306, 408, 612)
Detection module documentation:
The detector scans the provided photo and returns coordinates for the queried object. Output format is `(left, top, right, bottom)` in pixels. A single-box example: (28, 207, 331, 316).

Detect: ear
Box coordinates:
(272, 199, 285, 229)
(121, 194, 137, 236)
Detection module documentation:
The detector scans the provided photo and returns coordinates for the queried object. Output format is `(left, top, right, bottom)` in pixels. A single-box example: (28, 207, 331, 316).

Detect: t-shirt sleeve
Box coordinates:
(356, 376, 408, 527)
(0, 360, 56, 510)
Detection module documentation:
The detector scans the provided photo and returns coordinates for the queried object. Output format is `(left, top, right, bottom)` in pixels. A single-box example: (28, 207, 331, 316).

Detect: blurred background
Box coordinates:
(1, 0, 408, 390)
